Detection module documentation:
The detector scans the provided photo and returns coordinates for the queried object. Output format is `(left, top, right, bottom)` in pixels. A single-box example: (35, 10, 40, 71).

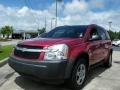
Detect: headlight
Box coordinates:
(44, 44, 68, 60)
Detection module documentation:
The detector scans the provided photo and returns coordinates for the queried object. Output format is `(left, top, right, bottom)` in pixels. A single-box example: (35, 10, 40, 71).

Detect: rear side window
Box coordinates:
(104, 30, 111, 40)
(99, 30, 106, 40)
(97, 27, 110, 40)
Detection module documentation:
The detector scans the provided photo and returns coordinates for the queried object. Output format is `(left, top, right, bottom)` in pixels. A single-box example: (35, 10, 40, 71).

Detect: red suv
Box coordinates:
(9, 24, 112, 90)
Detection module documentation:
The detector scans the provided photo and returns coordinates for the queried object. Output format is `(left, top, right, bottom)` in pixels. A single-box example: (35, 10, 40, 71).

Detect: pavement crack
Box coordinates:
(0, 72, 15, 87)
(4, 72, 15, 79)
(96, 76, 120, 81)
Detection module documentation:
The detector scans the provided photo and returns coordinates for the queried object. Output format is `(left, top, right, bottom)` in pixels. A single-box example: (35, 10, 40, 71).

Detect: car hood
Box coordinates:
(18, 38, 83, 47)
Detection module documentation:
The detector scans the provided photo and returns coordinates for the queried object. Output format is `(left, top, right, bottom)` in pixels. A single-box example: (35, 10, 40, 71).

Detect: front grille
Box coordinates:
(14, 45, 43, 59)
(17, 44, 43, 49)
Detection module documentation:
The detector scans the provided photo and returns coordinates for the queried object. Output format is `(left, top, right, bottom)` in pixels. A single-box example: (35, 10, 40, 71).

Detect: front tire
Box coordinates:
(104, 53, 112, 68)
(68, 58, 87, 90)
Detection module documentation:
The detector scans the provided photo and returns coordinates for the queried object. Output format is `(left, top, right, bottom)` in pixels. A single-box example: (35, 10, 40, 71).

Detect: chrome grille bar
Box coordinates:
(15, 46, 49, 52)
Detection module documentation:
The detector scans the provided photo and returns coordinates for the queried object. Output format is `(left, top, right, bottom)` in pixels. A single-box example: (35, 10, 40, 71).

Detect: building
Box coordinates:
(12, 30, 38, 39)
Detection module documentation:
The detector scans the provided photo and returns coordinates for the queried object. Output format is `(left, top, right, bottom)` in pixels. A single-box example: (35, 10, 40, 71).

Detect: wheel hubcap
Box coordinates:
(76, 64, 86, 85)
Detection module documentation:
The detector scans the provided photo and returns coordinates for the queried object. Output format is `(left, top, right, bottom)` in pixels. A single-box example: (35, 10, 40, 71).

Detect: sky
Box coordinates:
(0, 0, 120, 31)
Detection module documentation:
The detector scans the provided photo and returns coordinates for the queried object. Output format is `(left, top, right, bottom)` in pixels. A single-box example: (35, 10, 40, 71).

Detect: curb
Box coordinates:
(0, 58, 8, 67)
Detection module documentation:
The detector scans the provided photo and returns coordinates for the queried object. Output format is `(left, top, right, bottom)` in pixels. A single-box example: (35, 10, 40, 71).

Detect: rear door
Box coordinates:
(97, 27, 111, 59)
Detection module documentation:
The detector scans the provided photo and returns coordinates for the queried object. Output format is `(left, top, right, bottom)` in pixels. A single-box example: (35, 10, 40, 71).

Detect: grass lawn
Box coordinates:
(0, 38, 8, 41)
(0, 45, 14, 61)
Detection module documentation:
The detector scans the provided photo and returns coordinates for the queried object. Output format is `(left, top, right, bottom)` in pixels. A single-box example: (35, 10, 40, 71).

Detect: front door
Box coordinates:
(88, 27, 103, 65)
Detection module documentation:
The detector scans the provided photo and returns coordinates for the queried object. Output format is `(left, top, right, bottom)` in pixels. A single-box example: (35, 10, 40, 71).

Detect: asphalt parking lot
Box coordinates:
(0, 47, 120, 90)
(113, 46, 120, 51)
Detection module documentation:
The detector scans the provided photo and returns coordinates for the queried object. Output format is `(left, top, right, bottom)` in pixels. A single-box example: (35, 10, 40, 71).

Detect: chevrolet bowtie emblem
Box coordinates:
(21, 48, 27, 52)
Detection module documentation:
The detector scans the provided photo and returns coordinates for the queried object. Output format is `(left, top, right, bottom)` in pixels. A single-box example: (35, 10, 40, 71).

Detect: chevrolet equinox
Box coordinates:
(9, 24, 113, 90)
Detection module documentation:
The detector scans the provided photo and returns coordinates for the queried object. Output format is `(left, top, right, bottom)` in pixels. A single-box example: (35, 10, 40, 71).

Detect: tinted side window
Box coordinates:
(97, 27, 107, 40)
(104, 30, 111, 40)
(89, 28, 100, 41)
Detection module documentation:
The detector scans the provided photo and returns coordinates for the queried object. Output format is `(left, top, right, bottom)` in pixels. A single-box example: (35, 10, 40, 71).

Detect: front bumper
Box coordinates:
(8, 56, 74, 80)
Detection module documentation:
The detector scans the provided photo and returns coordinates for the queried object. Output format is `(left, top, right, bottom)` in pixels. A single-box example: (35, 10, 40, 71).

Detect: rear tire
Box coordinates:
(68, 58, 88, 90)
(118, 44, 120, 47)
(104, 53, 112, 68)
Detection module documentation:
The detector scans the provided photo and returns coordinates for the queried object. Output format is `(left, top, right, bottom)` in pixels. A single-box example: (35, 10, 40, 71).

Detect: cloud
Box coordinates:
(0, 5, 54, 31)
(61, 0, 120, 31)
(0, 0, 120, 32)
(88, 0, 105, 10)
(64, 0, 88, 15)
(17, 6, 30, 16)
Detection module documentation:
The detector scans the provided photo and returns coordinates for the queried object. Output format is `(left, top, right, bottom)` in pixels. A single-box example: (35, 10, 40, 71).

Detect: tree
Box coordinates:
(0, 26, 13, 39)
(108, 30, 120, 40)
(118, 32, 120, 39)
(0, 27, 6, 38)
(38, 28, 46, 35)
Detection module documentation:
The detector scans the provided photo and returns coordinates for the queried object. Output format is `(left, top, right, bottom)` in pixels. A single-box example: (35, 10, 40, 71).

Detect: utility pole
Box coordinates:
(55, 0, 57, 27)
(45, 17, 47, 31)
(108, 21, 112, 31)
(22, 31, 26, 40)
(55, 0, 62, 27)
(51, 18, 55, 29)
(37, 22, 40, 36)
(51, 19, 53, 30)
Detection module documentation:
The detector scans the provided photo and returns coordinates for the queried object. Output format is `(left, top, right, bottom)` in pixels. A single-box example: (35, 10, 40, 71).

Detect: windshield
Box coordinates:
(41, 26, 87, 38)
